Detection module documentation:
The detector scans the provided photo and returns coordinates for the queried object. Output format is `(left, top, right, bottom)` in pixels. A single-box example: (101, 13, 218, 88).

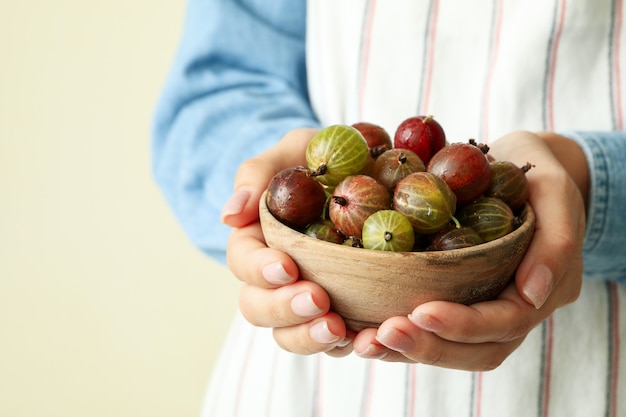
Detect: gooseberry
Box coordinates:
(427, 140, 492, 204)
(362, 210, 415, 252)
(372, 148, 426, 191)
(266, 166, 327, 228)
(329, 175, 391, 238)
(430, 225, 483, 251)
(486, 161, 533, 211)
(304, 219, 345, 244)
(393, 115, 446, 164)
(456, 197, 514, 242)
(306, 124, 370, 186)
(393, 172, 457, 234)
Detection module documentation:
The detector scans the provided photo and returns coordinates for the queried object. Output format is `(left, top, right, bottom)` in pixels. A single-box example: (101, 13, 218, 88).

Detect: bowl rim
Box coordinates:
(259, 190, 535, 261)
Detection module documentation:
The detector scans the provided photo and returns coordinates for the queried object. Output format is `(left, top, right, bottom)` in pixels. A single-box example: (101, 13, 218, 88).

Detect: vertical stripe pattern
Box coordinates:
(470, 372, 483, 417)
(538, 316, 554, 417)
(606, 282, 621, 417)
(360, 360, 373, 417)
(314, 354, 321, 417)
(610, 0, 624, 130)
(202, 2, 626, 415)
(233, 329, 257, 417)
(357, 0, 376, 121)
(417, 0, 439, 115)
(543, 0, 567, 131)
(403, 364, 417, 417)
(479, 0, 503, 143)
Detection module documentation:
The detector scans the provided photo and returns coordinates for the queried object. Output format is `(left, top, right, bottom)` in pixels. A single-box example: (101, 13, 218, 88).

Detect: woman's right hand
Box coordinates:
(221, 128, 356, 357)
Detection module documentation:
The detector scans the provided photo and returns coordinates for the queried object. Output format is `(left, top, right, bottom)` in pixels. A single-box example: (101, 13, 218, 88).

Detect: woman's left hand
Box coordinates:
(352, 131, 587, 370)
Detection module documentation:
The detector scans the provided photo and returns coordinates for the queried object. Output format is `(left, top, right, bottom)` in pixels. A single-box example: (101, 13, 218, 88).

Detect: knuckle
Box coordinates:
(272, 331, 296, 353)
(273, 328, 320, 356)
(480, 339, 524, 371)
(480, 353, 507, 372)
(238, 306, 261, 328)
(234, 157, 274, 188)
(501, 324, 529, 342)
(239, 304, 263, 327)
(419, 346, 445, 367)
(268, 298, 289, 326)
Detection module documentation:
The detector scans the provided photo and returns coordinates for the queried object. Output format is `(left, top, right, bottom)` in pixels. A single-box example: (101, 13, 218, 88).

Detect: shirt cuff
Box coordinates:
(561, 131, 626, 284)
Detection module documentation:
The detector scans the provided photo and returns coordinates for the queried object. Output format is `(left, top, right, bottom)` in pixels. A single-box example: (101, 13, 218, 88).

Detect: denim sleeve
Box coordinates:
(562, 131, 626, 284)
(151, 0, 318, 264)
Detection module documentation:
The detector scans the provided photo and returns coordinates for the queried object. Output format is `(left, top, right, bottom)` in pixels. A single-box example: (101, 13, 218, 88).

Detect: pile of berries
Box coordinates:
(266, 116, 533, 252)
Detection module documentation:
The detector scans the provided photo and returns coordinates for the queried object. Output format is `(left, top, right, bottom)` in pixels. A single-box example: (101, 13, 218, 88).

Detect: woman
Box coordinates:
(153, 1, 626, 415)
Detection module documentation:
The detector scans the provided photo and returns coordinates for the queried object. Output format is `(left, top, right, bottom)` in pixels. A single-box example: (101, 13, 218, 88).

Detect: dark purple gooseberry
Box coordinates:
(486, 161, 533, 211)
(343, 236, 364, 248)
(304, 219, 345, 244)
(430, 225, 483, 251)
(265, 166, 327, 229)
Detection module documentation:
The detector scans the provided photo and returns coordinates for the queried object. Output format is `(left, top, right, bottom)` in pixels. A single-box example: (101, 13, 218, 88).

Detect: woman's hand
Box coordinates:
(221, 128, 355, 357)
(352, 131, 587, 369)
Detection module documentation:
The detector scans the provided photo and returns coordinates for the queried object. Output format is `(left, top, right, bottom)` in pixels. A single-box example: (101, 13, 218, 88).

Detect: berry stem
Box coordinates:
(371, 144, 390, 158)
(332, 196, 347, 206)
(451, 215, 461, 229)
(521, 162, 534, 173)
(311, 163, 328, 177)
(322, 193, 332, 220)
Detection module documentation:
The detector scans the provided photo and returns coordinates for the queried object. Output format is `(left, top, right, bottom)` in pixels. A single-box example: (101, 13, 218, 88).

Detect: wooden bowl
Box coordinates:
(259, 191, 535, 331)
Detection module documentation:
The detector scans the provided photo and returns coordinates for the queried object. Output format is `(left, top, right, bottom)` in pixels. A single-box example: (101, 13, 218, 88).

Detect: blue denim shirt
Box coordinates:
(152, 0, 319, 263)
(565, 132, 626, 283)
(152, 0, 626, 283)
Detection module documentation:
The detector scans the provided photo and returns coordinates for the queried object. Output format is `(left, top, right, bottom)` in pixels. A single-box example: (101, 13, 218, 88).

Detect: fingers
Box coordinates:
(373, 317, 525, 371)
(352, 317, 523, 370)
(350, 283, 533, 369)
(490, 131, 585, 309)
(350, 286, 536, 368)
(353, 328, 400, 361)
(513, 158, 584, 309)
(515, 170, 584, 309)
(405, 282, 545, 345)
(231, 224, 352, 355)
(223, 127, 355, 356)
(226, 222, 299, 288)
(238, 280, 330, 327)
(272, 313, 349, 355)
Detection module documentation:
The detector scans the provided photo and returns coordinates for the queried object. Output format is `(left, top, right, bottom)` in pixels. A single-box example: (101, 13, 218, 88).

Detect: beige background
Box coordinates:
(0, 1, 241, 416)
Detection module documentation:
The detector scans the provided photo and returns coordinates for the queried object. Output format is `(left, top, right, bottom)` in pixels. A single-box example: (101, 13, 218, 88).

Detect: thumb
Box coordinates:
(513, 158, 585, 310)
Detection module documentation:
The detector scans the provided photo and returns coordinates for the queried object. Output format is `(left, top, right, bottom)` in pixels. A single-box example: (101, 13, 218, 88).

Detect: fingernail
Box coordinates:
(523, 263, 553, 309)
(221, 189, 250, 222)
(262, 262, 295, 285)
(291, 292, 324, 317)
(355, 344, 388, 360)
(338, 338, 352, 348)
(376, 327, 415, 353)
(408, 311, 443, 333)
(310, 321, 340, 344)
